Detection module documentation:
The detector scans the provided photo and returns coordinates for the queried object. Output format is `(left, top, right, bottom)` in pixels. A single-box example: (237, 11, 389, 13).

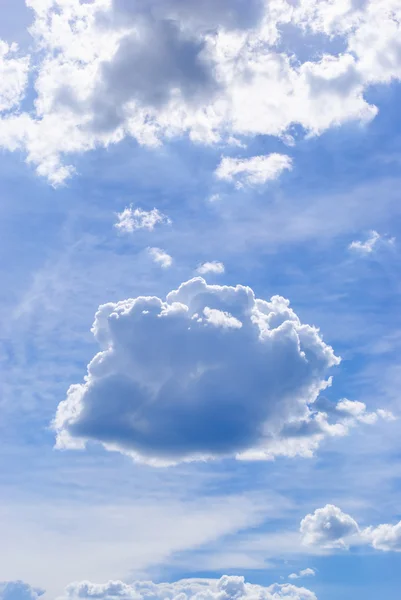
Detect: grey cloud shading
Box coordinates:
(91, 16, 218, 132)
(112, 0, 265, 32)
(54, 277, 341, 465)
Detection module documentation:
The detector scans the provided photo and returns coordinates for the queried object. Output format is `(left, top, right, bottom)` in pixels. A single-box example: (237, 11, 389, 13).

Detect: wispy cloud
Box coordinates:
(349, 230, 395, 255)
(215, 154, 292, 187)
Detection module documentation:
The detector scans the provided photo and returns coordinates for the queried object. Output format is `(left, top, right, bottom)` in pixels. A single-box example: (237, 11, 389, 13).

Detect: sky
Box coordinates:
(0, 0, 401, 599)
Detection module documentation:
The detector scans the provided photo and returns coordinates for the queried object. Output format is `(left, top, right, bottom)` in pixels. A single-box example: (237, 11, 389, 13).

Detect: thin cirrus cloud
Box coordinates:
(301, 505, 401, 552)
(53, 277, 387, 466)
(0, 576, 317, 600)
(196, 261, 225, 275)
(1, 1, 401, 182)
(215, 155, 293, 187)
(115, 206, 172, 234)
(147, 247, 173, 269)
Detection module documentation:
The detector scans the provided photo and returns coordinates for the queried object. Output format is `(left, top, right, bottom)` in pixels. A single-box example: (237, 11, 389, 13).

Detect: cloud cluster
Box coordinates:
(53, 276, 388, 465)
(115, 207, 172, 234)
(215, 155, 293, 187)
(301, 505, 401, 552)
(59, 576, 317, 600)
(1, 0, 401, 182)
(0, 581, 44, 600)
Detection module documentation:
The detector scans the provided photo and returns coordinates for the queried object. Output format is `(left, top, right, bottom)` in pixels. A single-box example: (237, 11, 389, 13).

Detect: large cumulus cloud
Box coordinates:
(59, 576, 317, 600)
(53, 277, 353, 464)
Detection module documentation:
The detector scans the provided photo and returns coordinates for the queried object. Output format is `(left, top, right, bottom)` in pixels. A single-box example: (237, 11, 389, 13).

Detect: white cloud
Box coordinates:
(197, 261, 225, 275)
(215, 154, 293, 186)
(363, 522, 401, 552)
(203, 307, 243, 330)
(335, 398, 396, 425)
(301, 505, 401, 553)
(58, 576, 317, 600)
(147, 247, 173, 269)
(288, 568, 316, 580)
(348, 230, 395, 254)
(300, 505, 360, 549)
(2, 0, 401, 182)
(377, 408, 397, 422)
(0, 41, 30, 112)
(115, 207, 171, 233)
(51, 276, 379, 466)
(0, 581, 44, 600)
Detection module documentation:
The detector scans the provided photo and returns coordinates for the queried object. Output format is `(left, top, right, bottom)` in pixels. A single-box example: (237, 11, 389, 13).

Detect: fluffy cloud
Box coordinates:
(301, 505, 401, 552)
(348, 230, 395, 254)
(115, 207, 171, 233)
(215, 154, 293, 187)
(364, 522, 401, 552)
(335, 398, 395, 425)
(0, 581, 44, 600)
(197, 261, 225, 275)
(52, 276, 387, 465)
(59, 576, 317, 600)
(2, 0, 401, 182)
(148, 247, 173, 268)
(300, 505, 360, 549)
(288, 569, 315, 580)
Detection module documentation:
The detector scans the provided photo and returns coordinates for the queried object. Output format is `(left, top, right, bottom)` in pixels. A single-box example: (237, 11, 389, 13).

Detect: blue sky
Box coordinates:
(1, 1, 401, 599)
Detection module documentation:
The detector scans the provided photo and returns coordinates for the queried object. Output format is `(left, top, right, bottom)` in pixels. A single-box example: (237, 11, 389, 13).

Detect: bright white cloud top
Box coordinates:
(197, 261, 225, 275)
(215, 155, 293, 186)
(148, 247, 173, 269)
(58, 576, 317, 600)
(1, 0, 401, 182)
(301, 505, 401, 552)
(115, 207, 171, 233)
(53, 276, 387, 465)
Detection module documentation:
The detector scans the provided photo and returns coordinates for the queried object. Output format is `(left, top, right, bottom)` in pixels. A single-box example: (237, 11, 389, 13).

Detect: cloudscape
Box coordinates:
(0, 1, 401, 600)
